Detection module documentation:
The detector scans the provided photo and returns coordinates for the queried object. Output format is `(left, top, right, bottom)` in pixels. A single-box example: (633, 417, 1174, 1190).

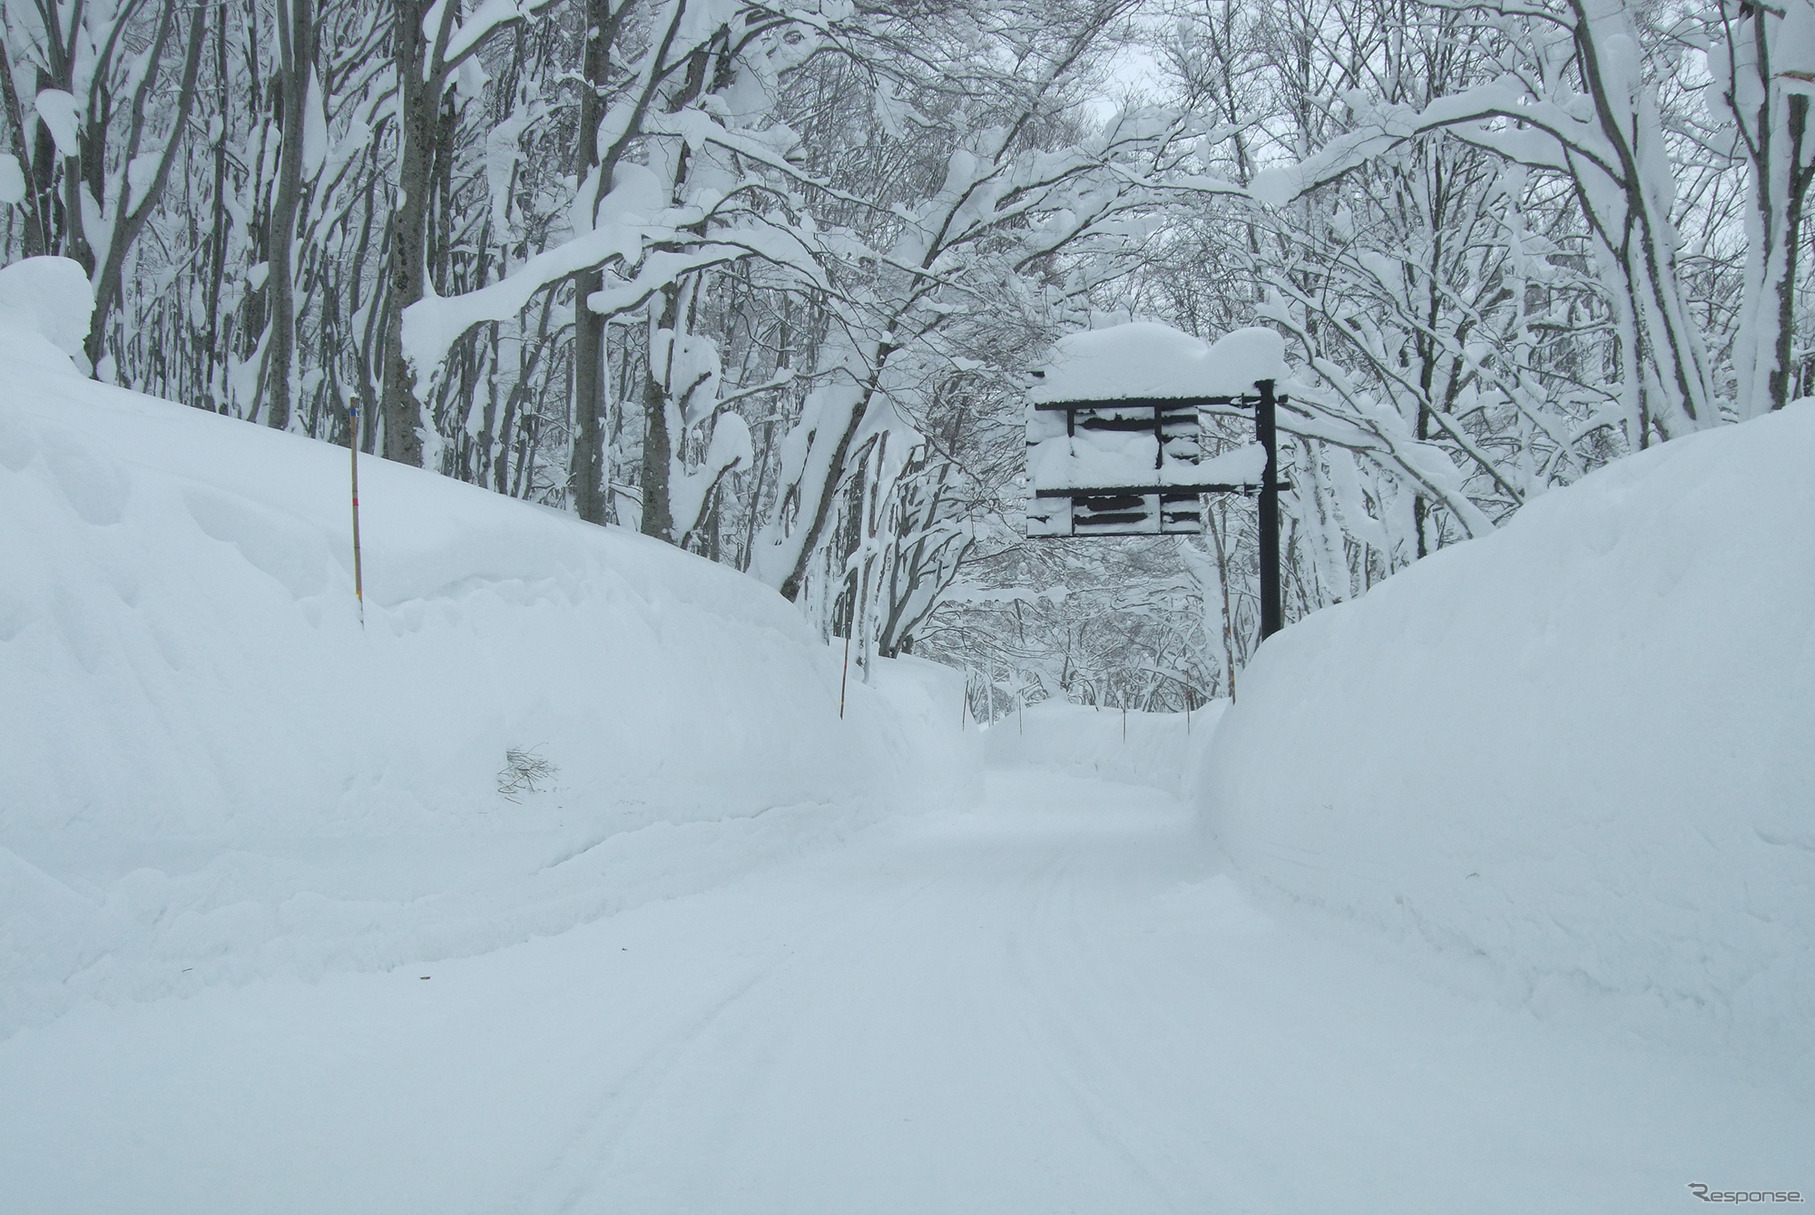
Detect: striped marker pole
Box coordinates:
(349, 402, 365, 627)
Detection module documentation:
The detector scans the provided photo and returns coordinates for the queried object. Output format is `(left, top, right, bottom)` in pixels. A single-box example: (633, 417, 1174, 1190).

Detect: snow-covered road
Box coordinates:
(2, 768, 1807, 1214)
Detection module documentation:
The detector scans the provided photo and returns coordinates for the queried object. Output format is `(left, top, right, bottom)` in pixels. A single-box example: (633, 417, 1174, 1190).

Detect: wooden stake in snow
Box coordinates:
(839, 577, 855, 719)
(840, 628, 851, 720)
(349, 401, 365, 627)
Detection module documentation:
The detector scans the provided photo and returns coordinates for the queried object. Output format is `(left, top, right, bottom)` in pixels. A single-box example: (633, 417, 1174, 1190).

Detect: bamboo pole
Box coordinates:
(840, 628, 851, 720)
(349, 401, 364, 627)
(839, 576, 854, 719)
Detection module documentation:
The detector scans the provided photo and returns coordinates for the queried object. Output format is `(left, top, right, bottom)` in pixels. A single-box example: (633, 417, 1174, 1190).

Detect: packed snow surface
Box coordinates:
(1028, 321, 1285, 404)
(1203, 402, 1815, 1057)
(3, 769, 1806, 1214)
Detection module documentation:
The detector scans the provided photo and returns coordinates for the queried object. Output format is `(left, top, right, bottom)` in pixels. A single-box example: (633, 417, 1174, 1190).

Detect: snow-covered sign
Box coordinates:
(1025, 323, 1285, 538)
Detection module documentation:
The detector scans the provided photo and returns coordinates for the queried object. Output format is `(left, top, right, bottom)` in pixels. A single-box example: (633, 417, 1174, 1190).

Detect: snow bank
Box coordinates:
(986, 700, 1227, 794)
(1200, 404, 1815, 1050)
(0, 367, 945, 836)
(0, 264, 977, 1031)
(861, 651, 983, 808)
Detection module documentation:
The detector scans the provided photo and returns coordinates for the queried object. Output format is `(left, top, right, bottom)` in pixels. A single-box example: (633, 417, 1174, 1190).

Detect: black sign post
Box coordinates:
(1255, 379, 1281, 641)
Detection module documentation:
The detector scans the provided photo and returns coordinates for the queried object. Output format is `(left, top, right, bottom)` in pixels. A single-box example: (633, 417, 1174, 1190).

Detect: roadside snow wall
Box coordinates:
(1200, 403, 1815, 1049)
(0, 268, 975, 841)
(0, 259, 983, 1034)
(985, 700, 1227, 794)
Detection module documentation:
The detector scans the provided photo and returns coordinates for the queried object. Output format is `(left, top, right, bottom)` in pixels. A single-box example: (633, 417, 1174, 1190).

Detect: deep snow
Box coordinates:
(2, 261, 1809, 1210)
(0, 313, 969, 842)
(1202, 402, 1815, 1065)
(0, 258, 975, 1034)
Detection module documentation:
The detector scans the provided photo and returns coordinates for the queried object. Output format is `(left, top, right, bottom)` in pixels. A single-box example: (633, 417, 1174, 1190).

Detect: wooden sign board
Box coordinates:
(1026, 398, 1270, 538)
(1021, 322, 1289, 637)
(1028, 489, 1205, 537)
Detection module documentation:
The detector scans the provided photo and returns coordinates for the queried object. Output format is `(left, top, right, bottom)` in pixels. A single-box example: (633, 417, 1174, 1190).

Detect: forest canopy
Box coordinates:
(1, 0, 1805, 710)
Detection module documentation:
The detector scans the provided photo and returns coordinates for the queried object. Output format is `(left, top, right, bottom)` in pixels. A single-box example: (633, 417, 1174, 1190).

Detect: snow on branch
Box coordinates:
(1245, 85, 1624, 209)
(435, 0, 559, 72)
(398, 169, 661, 387)
(587, 223, 830, 318)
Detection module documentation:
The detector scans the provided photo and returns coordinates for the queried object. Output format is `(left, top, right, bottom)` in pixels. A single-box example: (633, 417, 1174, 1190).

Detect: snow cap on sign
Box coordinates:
(1029, 321, 1285, 404)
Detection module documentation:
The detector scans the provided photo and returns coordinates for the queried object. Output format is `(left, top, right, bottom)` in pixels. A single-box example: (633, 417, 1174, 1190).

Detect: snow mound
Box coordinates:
(0, 308, 977, 1031)
(0, 368, 941, 835)
(1200, 404, 1815, 1050)
(0, 256, 92, 363)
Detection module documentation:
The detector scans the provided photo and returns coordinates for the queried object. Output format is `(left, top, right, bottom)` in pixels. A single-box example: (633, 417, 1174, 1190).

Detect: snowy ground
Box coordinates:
(4, 765, 1806, 1215)
(4, 265, 1809, 1210)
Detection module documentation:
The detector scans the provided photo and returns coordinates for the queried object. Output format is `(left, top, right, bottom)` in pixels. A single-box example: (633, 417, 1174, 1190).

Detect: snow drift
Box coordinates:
(0, 258, 977, 1032)
(1200, 404, 1815, 1049)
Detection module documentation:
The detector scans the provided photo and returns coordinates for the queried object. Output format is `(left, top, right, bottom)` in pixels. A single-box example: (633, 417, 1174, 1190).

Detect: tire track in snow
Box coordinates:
(2, 769, 1809, 1214)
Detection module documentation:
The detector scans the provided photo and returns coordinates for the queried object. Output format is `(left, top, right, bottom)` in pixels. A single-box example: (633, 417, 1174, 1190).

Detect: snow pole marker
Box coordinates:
(840, 628, 851, 720)
(839, 574, 855, 720)
(349, 401, 365, 628)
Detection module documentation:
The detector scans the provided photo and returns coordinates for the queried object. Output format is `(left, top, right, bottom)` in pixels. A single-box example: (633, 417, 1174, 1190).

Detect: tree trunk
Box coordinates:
(85, 3, 209, 376)
(1774, 94, 1811, 413)
(202, 14, 230, 410)
(0, 44, 46, 256)
(264, 0, 316, 432)
(776, 342, 892, 602)
(380, 0, 449, 467)
(568, 0, 617, 522)
(639, 291, 679, 541)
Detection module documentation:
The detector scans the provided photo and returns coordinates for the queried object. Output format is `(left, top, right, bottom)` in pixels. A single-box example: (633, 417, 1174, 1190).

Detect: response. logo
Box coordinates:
(1688, 1184, 1805, 1203)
